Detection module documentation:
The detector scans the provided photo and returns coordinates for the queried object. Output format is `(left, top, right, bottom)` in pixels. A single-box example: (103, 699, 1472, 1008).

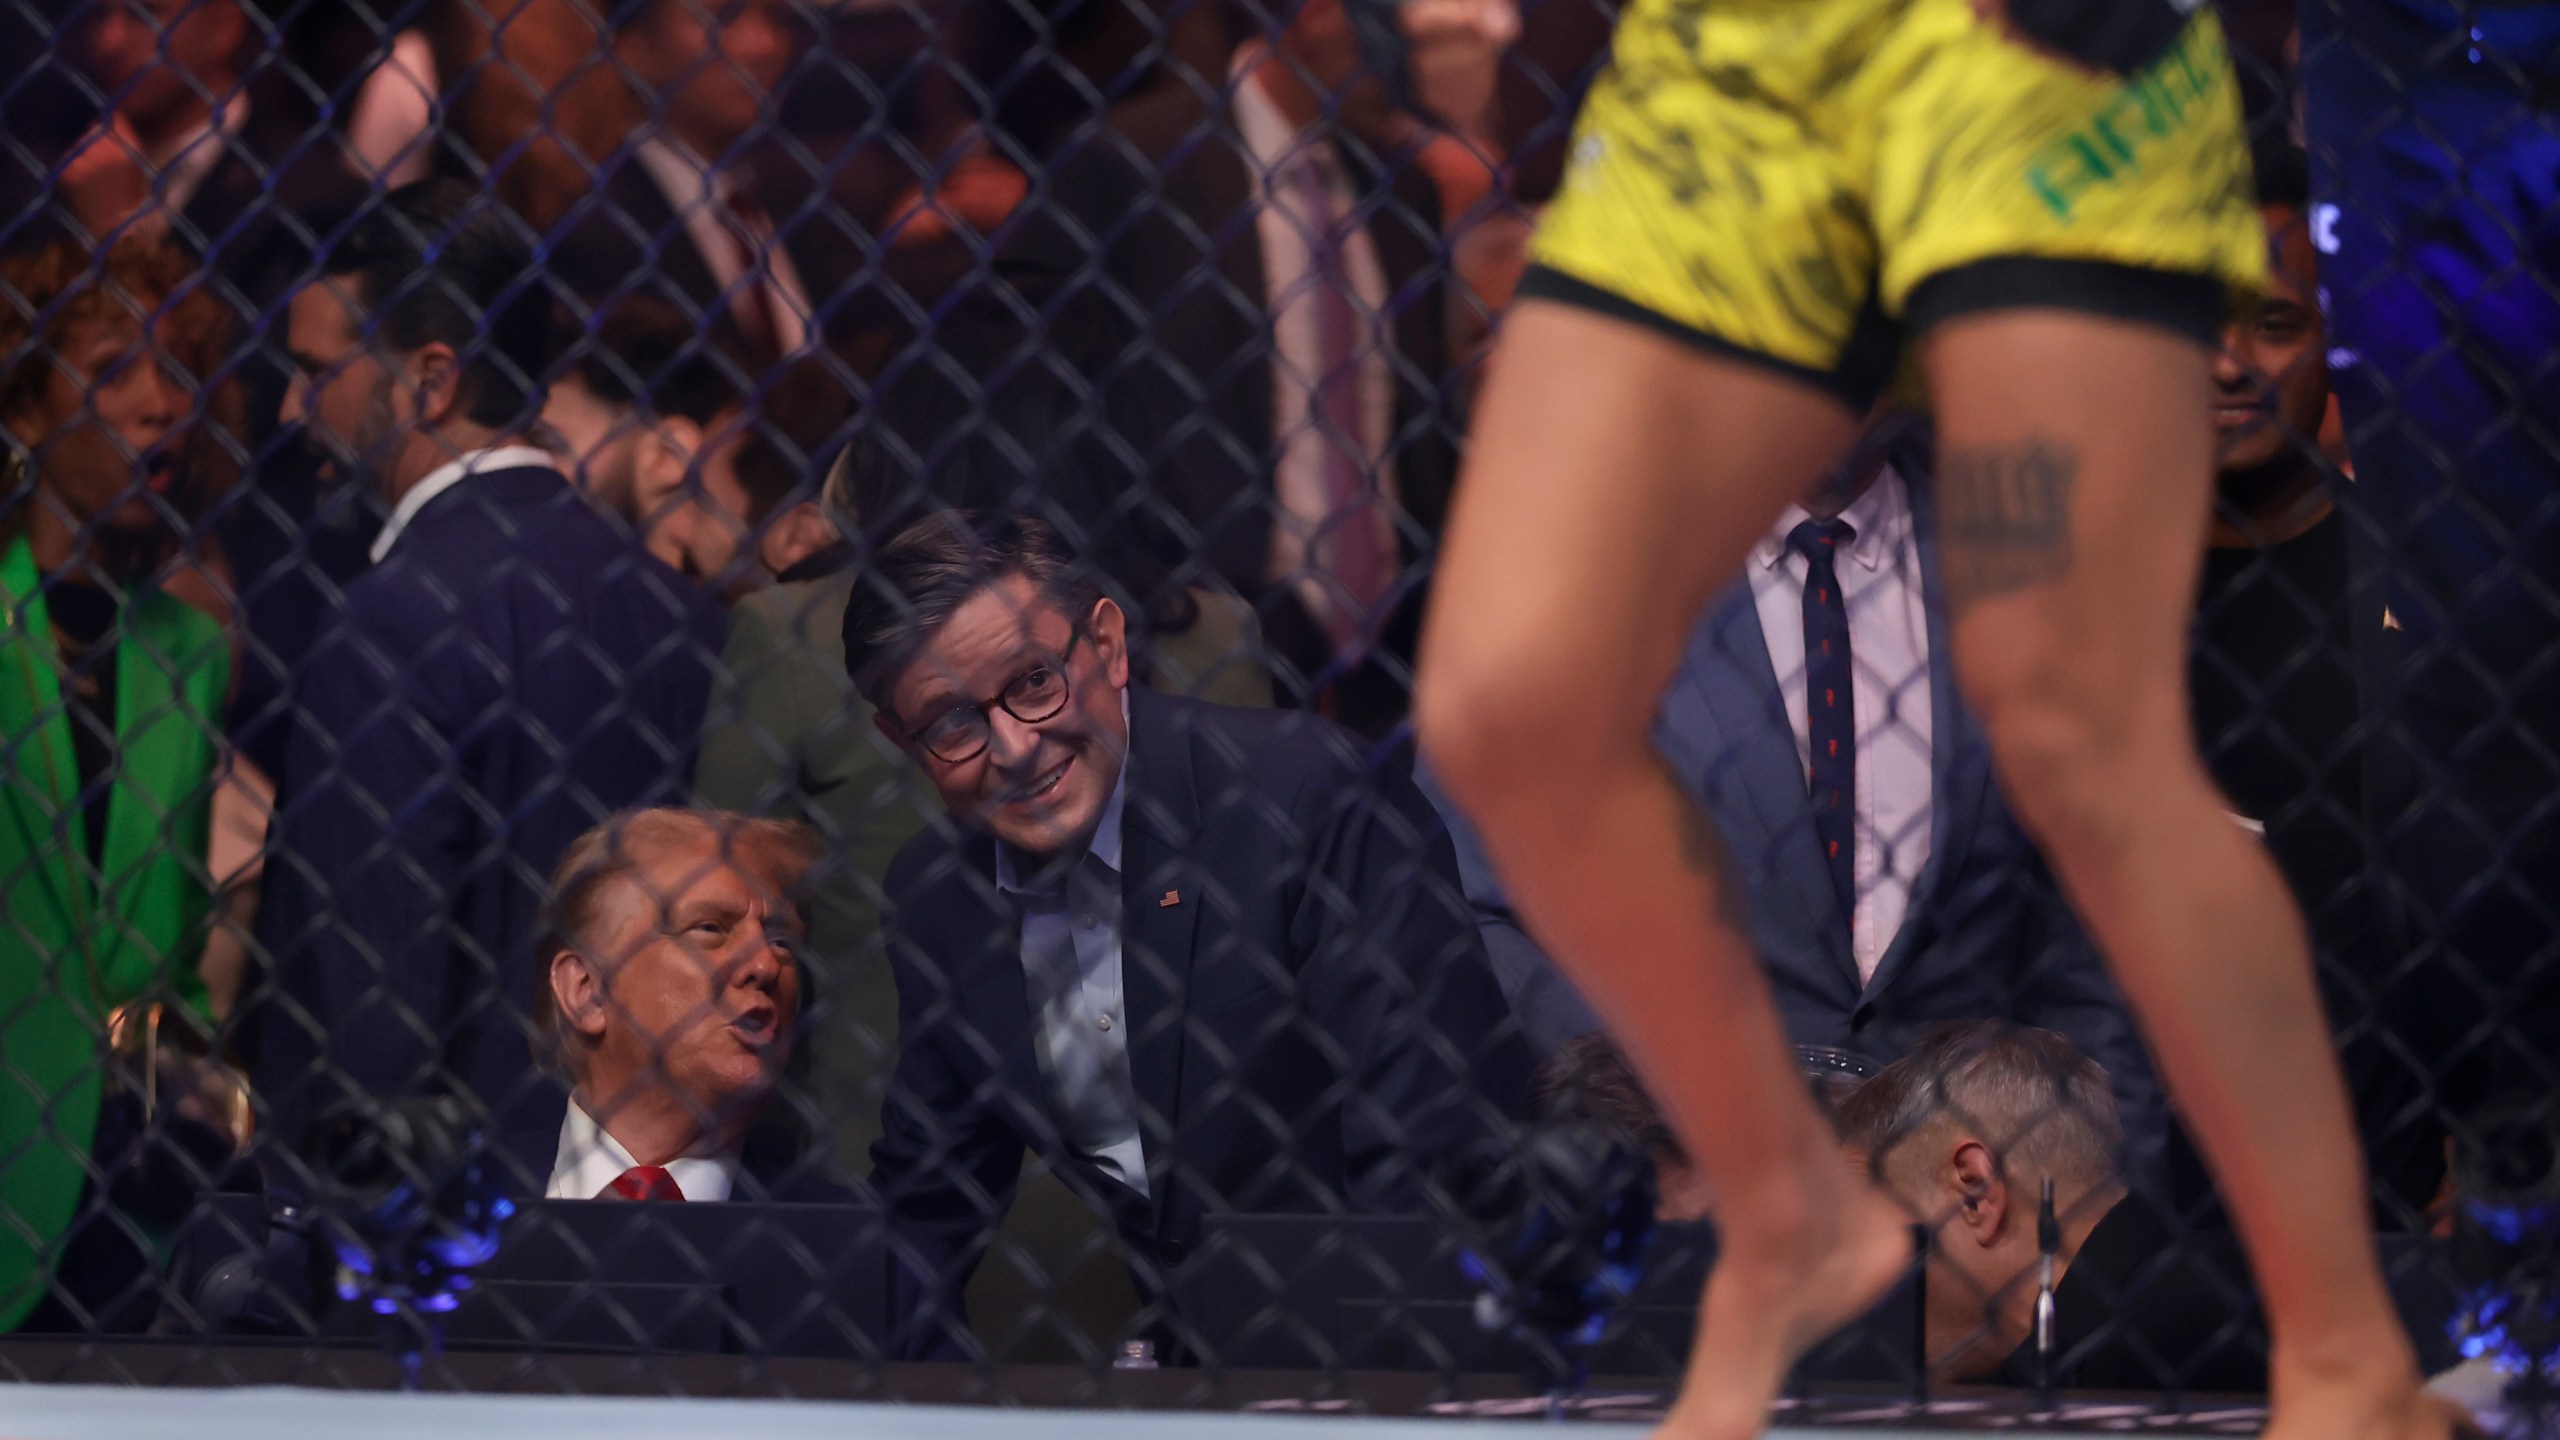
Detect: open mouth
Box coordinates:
(140, 451, 176, 495)
(727, 1005, 779, 1046)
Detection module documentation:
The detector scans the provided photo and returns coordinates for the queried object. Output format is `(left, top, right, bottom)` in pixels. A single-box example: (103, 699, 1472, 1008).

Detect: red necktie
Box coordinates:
(602, 1164, 685, 1202)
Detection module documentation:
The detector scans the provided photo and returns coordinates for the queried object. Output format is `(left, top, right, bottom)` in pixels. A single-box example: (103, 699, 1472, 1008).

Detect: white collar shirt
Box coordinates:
(369, 444, 560, 563)
(1230, 56, 1400, 631)
(545, 1099, 739, 1202)
(1746, 466, 1935, 985)
(993, 697, 1147, 1197)
(633, 138, 813, 356)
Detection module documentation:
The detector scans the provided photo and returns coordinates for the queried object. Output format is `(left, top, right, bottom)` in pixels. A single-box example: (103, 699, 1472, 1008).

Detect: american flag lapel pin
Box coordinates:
(1159, 890, 1181, 908)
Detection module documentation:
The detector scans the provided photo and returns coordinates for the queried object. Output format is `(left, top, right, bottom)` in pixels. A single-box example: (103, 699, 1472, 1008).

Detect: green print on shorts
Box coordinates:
(2025, 21, 2226, 223)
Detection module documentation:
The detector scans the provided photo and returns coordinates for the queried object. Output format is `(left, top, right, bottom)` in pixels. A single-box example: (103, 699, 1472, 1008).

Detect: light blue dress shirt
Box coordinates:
(994, 737, 1149, 1198)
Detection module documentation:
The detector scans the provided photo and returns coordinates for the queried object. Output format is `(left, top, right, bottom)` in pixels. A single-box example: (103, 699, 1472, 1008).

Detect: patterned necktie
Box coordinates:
(1790, 517, 1858, 929)
(602, 1164, 685, 1202)
(717, 186, 791, 362)
(1287, 148, 1393, 651)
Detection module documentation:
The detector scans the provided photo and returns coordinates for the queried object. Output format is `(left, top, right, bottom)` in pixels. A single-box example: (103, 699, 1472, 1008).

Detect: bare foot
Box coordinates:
(1656, 1164, 1915, 1440)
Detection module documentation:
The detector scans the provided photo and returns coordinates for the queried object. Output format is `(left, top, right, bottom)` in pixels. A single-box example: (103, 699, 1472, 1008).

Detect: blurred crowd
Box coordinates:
(0, 0, 2547, 1384)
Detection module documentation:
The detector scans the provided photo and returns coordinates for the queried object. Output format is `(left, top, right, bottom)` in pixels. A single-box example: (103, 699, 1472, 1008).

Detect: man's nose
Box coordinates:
(983, 706, 1044, 769)
(2211, 328, 2251, 391)
(726, 927, 784, 993)
(279, 373, 308, 429)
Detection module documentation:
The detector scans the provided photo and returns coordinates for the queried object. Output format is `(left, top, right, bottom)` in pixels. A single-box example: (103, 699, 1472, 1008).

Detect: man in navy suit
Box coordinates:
(253, 180, 724, 1163)
(1429, 417, 2161, 1172)
(846, 513, 1531, 1355)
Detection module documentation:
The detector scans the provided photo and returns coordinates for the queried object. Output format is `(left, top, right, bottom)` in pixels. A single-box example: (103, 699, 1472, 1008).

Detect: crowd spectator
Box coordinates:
(531, 808, 850, 1202)
(1427, 415, 2161, 1182)
(2187, 148, 2436, 1226)
(11, 0, 376, 790)
(696, 354, 1275, 1169)
(250, 179, 724, 1162)
(846, 512, 1529, 1354)
(549, 0, 818, 367)
(0, 236, 244, 1333)
(1836, 1021, 2266, 1392)
(996, 0, 1457, 734)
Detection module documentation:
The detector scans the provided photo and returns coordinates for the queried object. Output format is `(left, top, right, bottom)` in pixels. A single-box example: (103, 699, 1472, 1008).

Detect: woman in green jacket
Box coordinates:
(0, 237, 241, 1333)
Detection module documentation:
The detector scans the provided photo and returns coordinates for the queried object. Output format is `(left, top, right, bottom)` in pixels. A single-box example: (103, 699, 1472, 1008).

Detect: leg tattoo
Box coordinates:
(1938, 439, 2079, 613)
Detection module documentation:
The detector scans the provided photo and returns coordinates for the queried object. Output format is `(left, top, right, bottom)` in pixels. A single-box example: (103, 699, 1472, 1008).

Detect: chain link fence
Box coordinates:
(0, 0, 2551, 1416)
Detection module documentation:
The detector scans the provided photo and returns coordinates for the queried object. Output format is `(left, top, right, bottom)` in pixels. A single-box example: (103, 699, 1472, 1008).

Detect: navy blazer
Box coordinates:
(1431, 474, 2162, 1170)
(253, 465, 724, 1157)
(868, 689, 1532, 1345)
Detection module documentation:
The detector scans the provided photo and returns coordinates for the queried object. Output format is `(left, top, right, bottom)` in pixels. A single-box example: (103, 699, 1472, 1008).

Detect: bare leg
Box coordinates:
(1419, 302, 1911, 1440)
(1921, 310, 2441, 1438)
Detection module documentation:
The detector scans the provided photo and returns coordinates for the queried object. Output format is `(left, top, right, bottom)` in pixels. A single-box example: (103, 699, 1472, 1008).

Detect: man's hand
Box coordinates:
(57, 114, 151, 239)
(1400, 0, 1521, 148)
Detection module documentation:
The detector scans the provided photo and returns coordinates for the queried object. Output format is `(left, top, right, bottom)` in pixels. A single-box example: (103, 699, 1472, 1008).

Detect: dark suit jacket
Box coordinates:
(1430, 472, 2164, 1176)
(253, 465, 725, 1158)
(994, 86, 1459, 606)
(868, 689, 1532, 1349)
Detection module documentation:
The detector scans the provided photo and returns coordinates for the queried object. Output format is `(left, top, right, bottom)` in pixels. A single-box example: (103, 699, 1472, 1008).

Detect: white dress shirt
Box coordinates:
(369, 444, 559, 563)
(994, 703, 1148, 1197)
(546, 1099, 739, 1202)
(1231, 57, 1400, 627)
(633, 139, 813, 356)
(1747, 467, 1935, 984)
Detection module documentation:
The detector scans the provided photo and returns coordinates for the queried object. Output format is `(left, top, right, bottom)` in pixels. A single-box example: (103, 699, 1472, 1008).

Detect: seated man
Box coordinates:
(531, 807, 849, 1203)
(1426, 416, 2162, 1179)
(847, 513, 1532, 1352)
(1835, 1020, 2266, 1392)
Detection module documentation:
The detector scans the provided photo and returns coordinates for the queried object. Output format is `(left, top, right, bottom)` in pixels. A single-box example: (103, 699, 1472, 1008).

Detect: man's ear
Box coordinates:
(404, 342, 463, 427)
(1091, 595, 1133, 690)
(756, 499, 839, 577)
(550, 949, 609, 1041)
(1948, 1139, 2008, 1248)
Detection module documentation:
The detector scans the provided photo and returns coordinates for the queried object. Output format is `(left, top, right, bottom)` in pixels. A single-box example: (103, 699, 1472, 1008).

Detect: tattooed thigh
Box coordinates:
(1936, 439, 2079, 614)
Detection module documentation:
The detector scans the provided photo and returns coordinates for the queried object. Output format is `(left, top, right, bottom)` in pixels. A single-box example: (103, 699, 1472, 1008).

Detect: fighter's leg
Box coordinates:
(1920, 306, 2440, 1437)
(1417, 300, 1908, 1440)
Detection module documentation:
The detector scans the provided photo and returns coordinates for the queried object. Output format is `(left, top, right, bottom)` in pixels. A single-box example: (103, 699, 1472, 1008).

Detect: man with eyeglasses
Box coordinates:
(844, 512, 1532, 1359)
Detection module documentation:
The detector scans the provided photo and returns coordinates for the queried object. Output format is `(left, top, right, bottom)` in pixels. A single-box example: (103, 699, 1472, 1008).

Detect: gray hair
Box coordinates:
(1835, 1020, 2124, 1194)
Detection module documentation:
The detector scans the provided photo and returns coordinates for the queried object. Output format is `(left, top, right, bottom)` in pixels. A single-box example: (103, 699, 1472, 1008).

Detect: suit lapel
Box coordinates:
(1659, 584, 1859, 984)
(931, 829, 1048, 1139)
(1114, 691, 1201, 1231)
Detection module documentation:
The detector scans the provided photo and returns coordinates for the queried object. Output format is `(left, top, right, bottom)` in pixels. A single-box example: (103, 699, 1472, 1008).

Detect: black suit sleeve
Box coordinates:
(1289, 757, 1534, 1206)
(254, 574, 491, 1146)
(866, 860, 1027, 1360)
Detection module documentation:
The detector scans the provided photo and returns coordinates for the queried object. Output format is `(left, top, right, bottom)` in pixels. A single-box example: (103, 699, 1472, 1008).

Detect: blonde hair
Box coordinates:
(531, 807, 821, 1058)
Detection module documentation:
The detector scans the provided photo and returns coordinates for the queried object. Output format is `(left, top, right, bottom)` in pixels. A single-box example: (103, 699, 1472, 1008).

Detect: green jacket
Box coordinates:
(0, 537, 227, 1330)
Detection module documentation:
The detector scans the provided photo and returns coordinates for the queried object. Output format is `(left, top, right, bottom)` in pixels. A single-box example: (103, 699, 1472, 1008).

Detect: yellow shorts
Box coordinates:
(1525, 0, 2266, 404)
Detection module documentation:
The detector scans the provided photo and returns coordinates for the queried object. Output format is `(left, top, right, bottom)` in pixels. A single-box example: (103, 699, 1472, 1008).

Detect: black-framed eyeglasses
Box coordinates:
(904, 622, 1088, 764)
